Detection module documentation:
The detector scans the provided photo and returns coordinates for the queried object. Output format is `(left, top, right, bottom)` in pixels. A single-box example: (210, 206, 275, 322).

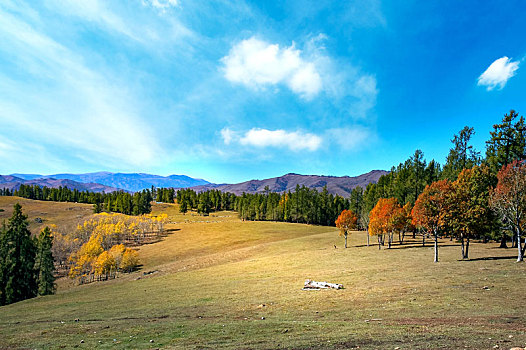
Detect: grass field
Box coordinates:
(1, 197, 526, 349)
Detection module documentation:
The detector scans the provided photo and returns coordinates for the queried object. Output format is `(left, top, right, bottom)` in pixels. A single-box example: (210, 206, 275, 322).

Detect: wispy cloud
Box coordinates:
(221, 37, 322, 99)
(221, 127, 322, 152)
(478, 56, 520, 91)
(325, 127, 372, 151)
(142, 0, 179, 13)
(0, 6, 160, 168)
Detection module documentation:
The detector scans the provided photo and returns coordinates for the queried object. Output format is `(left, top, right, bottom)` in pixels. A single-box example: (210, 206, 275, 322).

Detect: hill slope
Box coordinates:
(11, 172, 210, 192)
(190, 170, 388, 196)
(0, 175, 121, 193)
(0, 202, 524, 349)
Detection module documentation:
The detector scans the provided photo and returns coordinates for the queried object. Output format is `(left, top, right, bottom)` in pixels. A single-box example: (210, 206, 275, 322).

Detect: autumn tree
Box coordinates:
(335, 209, 358, 248)
(359, 210, 370, 246)
(93, 251, 116, 280)
(368, 198, 401, 249)
(449, 165, 497, 259)
(490, 161, 526, 262)
(69, 234, 104, 281)
(412, 180, 452, 262)
(121, 248, 139, 272)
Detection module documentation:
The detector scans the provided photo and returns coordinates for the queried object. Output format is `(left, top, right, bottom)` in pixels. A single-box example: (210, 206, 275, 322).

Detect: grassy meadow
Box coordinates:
(1, 197, 526, 349)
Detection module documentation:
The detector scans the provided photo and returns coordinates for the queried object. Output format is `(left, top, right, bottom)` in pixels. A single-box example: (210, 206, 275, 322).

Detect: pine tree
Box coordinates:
(35, 226, 56, 296)
(0, 203, 37, 305)
(486, 110, 526, 173)
(442, 126, 480, 181)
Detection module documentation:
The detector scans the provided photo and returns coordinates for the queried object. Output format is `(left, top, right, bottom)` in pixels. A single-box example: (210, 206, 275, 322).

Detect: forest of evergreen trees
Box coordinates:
(0, 204, 55, 305)
(0, 185, 158, 216)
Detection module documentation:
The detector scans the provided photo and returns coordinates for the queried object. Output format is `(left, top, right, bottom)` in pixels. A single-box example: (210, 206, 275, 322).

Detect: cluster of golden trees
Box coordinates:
(50, 213, 168, 283)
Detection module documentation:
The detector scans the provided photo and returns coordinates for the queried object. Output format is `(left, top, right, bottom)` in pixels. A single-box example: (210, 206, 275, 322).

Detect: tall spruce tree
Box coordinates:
(35, 226, 56, 296)
(442, 126, 480, 181)
(486, 110, 526, 173)
(0, 221, 7, 305)
(0, 203, 37, 305)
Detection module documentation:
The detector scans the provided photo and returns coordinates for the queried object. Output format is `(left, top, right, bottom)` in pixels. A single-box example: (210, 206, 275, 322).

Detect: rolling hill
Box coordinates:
(189, 170, 388, 197)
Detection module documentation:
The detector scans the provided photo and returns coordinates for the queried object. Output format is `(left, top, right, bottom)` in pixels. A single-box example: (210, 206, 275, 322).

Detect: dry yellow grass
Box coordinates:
(1, 199, 525, 349)
(0, 196, 94, 233)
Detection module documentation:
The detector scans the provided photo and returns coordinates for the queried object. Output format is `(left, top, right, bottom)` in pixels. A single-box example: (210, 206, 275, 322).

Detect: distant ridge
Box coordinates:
(0, 175, 121, 193)
(10, 172, 210, 192)
(189, 170, 388, 197)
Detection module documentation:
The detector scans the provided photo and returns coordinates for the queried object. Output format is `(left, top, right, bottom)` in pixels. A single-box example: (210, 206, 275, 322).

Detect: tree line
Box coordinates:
(0, 185, 155, 215)
(0, 204, 55, 306)
(363, 161, 525, 263)
(336, 109, 526, 262)
(176, 188, 237, 215)
(234, 185, 350, 226)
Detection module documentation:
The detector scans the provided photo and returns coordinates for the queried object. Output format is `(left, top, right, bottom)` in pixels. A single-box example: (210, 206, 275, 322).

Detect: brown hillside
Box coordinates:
(189, 170, 388, 196)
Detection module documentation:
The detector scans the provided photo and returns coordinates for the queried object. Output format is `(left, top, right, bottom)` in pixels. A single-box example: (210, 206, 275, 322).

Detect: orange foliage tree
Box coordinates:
(368, 198, 402, 249)
(412, 180, 453, 262)
(490, 160, 526, 262)
(335, 209, 358, 248)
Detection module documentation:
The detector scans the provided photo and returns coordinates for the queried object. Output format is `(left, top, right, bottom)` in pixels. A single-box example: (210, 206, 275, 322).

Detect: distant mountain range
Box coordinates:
(189, 170, 388, 197)
(0, 175, 121, 193)
(3, 170, 387, 196)
(10, 172, 210, 192)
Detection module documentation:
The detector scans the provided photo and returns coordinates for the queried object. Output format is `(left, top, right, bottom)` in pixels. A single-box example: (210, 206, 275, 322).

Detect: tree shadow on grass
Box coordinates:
(461, 256, 517, 261)
(354, 243, 459, 249)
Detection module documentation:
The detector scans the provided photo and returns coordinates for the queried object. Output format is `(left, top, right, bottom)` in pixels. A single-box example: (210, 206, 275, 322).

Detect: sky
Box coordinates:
(0, 0, 525, 183)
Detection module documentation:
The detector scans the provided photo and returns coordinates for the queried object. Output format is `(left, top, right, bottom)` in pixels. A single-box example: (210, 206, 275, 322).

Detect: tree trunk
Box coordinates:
(499, 234, 508, 248)
(460, 234, 465, 260)
(378, 235, 381, 250)
(422, 232, 425, 247)
(413, 230, 416, 239)
(367, 230, 370, 247)
(433, 229, 439, 263)
(465, 236, 470, 260)
(388, 233, 392, 249)
(345, 233, 348, 249)
(517, 228, 523, 262)
(399, 232, 402, 245)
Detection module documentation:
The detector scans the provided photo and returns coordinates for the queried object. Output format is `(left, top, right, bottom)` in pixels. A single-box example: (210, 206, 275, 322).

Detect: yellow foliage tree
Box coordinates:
(121, 248, 139, 272)
(93, 251, 116, 280)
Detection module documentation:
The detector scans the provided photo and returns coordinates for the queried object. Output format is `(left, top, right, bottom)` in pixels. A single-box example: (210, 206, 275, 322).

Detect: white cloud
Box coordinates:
(221, 37, 322, 99)
(224, 128, 322, 152)
(220, 35, 378, 120)
(478, 56, 520, 90)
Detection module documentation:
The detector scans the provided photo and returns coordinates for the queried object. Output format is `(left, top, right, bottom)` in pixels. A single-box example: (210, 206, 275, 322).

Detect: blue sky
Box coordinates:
(0, 0, 525, 183)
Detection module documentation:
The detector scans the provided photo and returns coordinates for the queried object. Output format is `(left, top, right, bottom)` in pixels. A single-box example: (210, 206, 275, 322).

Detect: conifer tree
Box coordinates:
(0, 203, 37, 305)
(486, 110, 526, 173)
(35, 226, 56, 296)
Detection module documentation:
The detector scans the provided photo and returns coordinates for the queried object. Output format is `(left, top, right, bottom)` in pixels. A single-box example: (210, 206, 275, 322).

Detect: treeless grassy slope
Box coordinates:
(0, 196, 93, 233)
(1, 201, 525, 349)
